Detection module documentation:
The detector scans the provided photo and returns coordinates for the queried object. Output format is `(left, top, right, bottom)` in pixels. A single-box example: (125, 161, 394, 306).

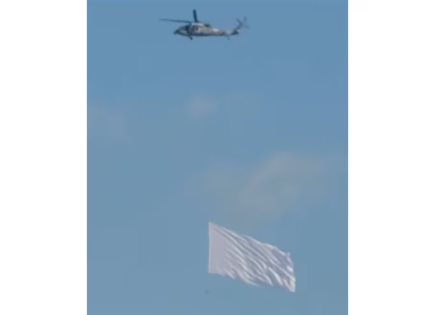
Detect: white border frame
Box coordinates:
(350, 0, 435, 314)
(0, 1, 86, 315)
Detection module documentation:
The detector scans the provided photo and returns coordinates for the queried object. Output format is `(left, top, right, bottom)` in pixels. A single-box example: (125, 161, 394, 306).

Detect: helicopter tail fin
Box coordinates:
(229, 17, 248, 35)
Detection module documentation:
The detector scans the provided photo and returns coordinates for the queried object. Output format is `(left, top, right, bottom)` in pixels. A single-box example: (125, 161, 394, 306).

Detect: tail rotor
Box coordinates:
(230, 16, 248, 36)
(236, 17, 249, 30)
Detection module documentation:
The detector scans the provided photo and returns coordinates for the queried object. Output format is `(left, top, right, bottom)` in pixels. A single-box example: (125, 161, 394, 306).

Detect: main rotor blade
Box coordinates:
(160, 18, 191, 23)
(193, 9, 198, 22)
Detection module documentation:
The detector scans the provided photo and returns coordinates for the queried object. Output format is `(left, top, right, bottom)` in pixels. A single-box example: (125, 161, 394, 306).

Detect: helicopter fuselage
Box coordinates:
(174, 23, 228, 39)
(161, 10, 246, 40)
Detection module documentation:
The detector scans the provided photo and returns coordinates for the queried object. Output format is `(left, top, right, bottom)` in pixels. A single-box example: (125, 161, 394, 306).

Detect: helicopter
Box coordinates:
(160, 9, 248, 40)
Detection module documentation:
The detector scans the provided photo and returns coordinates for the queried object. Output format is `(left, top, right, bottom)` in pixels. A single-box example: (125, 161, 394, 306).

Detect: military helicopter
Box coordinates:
(160, 9, 248, 40)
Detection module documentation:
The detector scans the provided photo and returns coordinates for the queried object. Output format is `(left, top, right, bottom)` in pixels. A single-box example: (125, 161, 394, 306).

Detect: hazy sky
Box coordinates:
(88, 0, 347, 314)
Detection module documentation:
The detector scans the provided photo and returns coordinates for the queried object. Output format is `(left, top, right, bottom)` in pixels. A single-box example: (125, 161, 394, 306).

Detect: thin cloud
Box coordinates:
(186, 96, 217, 119)
(185, 92, 260, 120)
(200, 152, 334, 226)
(88, 105, 130, 143)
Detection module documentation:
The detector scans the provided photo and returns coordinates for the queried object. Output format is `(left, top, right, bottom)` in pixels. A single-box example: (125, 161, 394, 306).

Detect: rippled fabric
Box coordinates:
(208, 222, 296, 293)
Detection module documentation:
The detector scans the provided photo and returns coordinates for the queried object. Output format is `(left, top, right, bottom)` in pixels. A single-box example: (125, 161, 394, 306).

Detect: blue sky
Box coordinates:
(88, 0, 347, 314)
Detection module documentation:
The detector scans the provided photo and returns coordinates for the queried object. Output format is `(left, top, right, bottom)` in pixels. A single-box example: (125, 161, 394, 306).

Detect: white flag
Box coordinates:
(208, 222, 296, 293)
